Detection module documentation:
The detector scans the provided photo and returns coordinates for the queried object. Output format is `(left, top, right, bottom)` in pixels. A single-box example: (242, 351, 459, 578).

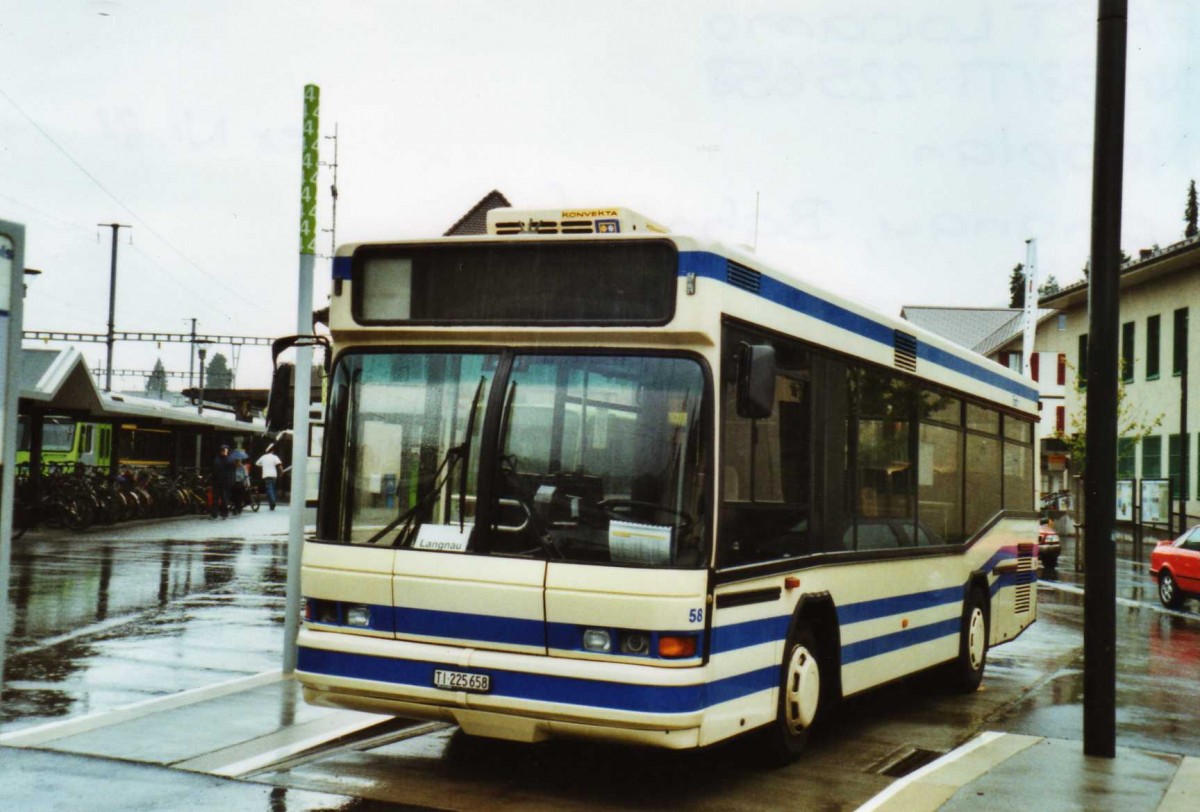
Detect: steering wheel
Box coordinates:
(596, 499, 692, 531)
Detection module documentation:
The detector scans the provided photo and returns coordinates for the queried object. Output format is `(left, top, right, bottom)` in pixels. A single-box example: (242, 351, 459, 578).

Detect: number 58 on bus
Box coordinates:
(290, 206, 1039, 762)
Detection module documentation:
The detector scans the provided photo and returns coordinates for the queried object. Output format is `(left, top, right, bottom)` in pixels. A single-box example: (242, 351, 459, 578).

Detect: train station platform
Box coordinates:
(859, 729, 1198, 811)
(1, 669, 1197, 811)
(0, 671, 403, 811)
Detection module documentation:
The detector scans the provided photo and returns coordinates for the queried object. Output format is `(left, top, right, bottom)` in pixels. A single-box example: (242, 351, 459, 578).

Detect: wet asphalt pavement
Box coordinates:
(2, 514, 1199, 810)
(2, 510, 291, 731)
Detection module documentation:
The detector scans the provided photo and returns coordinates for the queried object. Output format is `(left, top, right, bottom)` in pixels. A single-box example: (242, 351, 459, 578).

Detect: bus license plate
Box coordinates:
(433, 669, 490, 693)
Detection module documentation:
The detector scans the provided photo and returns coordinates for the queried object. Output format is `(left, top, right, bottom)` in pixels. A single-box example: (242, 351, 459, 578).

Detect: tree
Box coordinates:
(207, 352, 234, 389)
(1056, 360, 1163, 476)
(1037, 275, 1060, 298)
(1185, 179, 1198, 239)
(1008, 263, 1025, 308)
(145, 358, 168, 398)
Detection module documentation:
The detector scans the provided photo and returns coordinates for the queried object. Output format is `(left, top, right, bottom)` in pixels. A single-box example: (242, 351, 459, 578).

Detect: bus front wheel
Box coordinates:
(759, 624, 822, 765)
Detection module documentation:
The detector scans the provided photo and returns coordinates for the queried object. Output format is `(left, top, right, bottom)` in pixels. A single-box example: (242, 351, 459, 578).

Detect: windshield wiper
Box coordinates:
(456, 376, 486, 532)
(365, 375, 487, 548)
(364, 445, 459, 546)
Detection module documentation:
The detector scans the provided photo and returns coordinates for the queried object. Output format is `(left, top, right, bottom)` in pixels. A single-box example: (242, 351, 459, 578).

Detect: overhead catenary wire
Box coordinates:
(0, 84, 258, 312)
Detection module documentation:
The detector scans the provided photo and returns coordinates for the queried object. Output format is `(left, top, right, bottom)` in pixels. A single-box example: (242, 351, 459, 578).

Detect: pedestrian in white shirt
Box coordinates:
(255, 446, 284, 511)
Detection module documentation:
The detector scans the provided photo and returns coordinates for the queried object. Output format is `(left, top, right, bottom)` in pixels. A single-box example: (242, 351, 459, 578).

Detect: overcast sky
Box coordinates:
(1, 1, 1196, 389)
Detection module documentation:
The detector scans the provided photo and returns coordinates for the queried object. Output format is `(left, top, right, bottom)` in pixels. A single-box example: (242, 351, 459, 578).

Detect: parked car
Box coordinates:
(1038, 520, 1061, 569)
(1150, 526, 1200, 608)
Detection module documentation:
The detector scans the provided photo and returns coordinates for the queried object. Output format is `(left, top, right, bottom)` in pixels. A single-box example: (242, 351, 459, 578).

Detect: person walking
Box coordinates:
(210, 444, 237, 519)
(255, 445, 284, 511)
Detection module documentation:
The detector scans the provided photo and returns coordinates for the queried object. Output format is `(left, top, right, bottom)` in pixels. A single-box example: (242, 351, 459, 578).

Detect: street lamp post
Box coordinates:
(195, 343, 210, 470)
(197, 345, 208, 415)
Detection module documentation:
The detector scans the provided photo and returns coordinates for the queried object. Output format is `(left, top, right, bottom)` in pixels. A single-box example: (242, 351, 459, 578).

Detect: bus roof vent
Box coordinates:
(894, 330, 918, 372)
(486, 207, 670, 237)
(726, 261, 761, 293)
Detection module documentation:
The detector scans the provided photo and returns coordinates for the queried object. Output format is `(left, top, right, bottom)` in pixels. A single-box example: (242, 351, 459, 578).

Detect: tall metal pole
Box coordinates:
(323, 123, 339, 257)
(284, 84, 319, 674)
(1083, 0, 1127, 759)
(99, 223, 130, 392)
(188, 318, 197, 391)
(1180, 314, 1189, 535)
(197, 345, 208, 415)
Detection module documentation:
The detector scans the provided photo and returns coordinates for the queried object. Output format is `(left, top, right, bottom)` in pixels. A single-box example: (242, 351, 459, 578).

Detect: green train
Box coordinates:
(16, 416, 174, 470)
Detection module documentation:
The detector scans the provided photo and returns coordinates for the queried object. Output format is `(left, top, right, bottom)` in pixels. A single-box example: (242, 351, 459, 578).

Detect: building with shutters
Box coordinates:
(903, 235, 1200, 524)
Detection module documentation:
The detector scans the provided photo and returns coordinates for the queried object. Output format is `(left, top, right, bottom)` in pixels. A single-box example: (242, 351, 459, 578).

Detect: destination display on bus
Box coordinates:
(352, 240, 677, 325)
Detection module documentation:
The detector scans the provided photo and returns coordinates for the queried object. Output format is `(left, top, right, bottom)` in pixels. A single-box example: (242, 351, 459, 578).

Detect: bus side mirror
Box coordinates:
(266, 362, 294, 433)
(736, 342, 776, 420)
(266, 334, 331, 434)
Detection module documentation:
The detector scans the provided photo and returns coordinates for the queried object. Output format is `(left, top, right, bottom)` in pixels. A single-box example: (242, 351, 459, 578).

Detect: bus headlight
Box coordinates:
(619, 632, 650, 655)
(346, 605, 371, 627)
(316, 600, 338, 625)
(582, 629, 612, 652)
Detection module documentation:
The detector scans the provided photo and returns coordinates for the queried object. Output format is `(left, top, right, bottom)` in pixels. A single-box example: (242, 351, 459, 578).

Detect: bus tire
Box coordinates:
(944, 587, 989, 693)
(759, 624, 823, 765)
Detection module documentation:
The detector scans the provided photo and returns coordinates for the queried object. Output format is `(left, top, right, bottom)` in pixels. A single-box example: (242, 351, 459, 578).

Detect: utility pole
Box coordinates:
(1180, 310, 1189, 536)
(322, 123, 339, 258)
(99, 223, 131, 392)
(1083, 0, 1127, 759)
(186, 318, 197, 390)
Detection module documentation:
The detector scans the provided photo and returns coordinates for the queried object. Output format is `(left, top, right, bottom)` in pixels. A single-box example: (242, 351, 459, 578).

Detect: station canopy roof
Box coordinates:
(19, 346, 265, 432)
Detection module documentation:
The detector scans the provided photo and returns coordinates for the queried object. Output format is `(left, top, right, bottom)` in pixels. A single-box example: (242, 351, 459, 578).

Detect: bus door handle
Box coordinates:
(494, 498, 530, 533)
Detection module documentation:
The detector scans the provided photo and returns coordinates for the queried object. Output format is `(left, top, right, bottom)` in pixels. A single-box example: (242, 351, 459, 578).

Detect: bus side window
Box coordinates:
(719, 330, 812, 567)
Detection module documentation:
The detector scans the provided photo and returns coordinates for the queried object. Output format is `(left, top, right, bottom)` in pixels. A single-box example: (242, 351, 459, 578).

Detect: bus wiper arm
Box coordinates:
(456, 375, 486, 532)
(364, 445, 459, 546)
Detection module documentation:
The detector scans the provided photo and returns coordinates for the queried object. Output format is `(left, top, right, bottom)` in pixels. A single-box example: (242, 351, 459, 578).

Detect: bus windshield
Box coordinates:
(319, 351, 709, 568)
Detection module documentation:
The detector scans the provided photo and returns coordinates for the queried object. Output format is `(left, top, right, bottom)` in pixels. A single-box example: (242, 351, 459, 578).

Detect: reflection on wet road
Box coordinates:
(5, 517, 1200, 810)
(1008, 544, 1200, 757)
(2, 513, 289, 729)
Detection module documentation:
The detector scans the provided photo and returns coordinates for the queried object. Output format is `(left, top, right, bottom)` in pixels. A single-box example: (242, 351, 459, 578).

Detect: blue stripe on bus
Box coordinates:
(835, 585, 965, 625)
(393, 606, 546, 648)
(298, 646, 709, 713)
(333, 256, 353, 280)
(841, 616, 961, 664)
(709, 614, 791, 654)
(678, 251, 1039, 404)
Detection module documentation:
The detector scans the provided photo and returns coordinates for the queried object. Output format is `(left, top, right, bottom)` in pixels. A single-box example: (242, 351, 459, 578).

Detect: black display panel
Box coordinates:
(353, 240, 677, 325)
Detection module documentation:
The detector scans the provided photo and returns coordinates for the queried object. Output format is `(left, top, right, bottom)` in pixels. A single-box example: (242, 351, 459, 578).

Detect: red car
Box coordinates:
(1150, 526, 1200, 608)
(1038, 521, 1061, 569)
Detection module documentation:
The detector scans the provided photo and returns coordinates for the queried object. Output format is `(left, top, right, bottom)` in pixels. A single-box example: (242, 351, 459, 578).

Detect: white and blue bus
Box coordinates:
(296, 207, 1040, 761)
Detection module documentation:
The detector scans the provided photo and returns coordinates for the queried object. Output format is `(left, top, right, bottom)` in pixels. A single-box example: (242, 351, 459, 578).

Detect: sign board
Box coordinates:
(1, 219, 27, 693)
(0, 234, 12, 459)
(1, 223, 23, 474)
(1115, 479, 1134, 522)
(1140, 478, 1171, 525)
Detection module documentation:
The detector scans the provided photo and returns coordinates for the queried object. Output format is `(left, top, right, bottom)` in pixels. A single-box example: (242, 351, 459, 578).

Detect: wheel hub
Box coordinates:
(784, 644, 820, 734)
(967, 608, 986, 671)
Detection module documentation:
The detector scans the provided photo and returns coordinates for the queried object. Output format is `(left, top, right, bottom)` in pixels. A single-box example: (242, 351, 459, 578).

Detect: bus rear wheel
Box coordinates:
(759, 624, 822, 765)
(943, 588, 989, 693)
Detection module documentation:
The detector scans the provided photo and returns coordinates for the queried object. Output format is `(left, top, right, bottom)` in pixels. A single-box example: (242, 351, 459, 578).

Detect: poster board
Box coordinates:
(1140, 478, 1171, 525)
(1115, 479, 1134, 522)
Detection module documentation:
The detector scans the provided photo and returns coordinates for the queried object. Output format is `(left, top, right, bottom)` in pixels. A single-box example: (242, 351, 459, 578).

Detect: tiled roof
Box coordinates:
(901, 306, 1055, 356)
(444, 190, 511, 236)
(899, 307, 1022, 351)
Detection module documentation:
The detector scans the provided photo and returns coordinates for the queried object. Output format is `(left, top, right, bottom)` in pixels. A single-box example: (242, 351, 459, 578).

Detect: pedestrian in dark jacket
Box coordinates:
(210, 445, 237, 519)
